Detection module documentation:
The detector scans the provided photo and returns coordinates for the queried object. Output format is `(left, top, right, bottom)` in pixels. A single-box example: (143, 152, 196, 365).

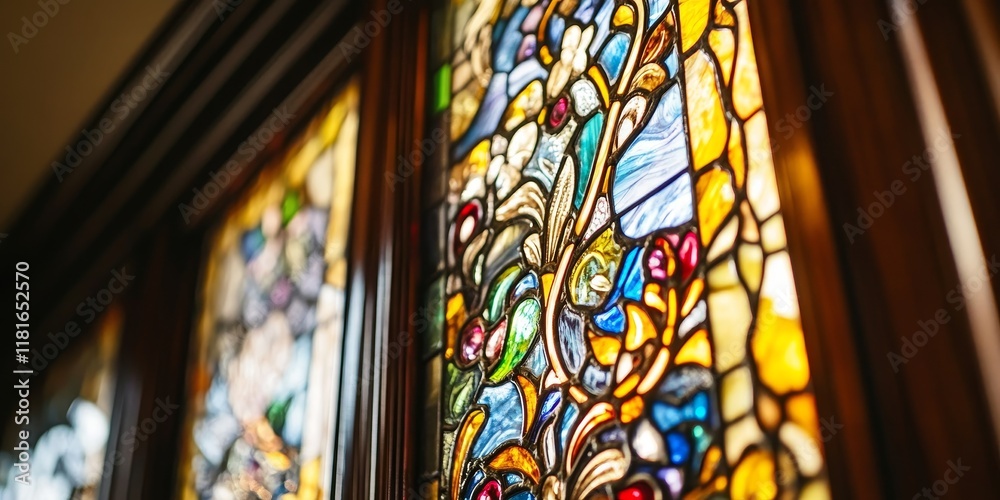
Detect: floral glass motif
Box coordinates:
(178, 82, 359, 500)
(429, 1, 829, 499)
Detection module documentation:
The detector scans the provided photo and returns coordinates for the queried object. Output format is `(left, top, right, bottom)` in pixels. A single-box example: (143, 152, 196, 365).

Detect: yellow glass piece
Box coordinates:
(516, 375, 537, 437)
(503, 80, 543, 131)
(590, 333, 622, 366)
(761, 215, 788, 254)
(787, 393, 821, 441)
(684, 50, 727, 171)
(569, 386, 588, 403)
(708, 288, 751, 372)
(682, 278, 704, 316)
(725, 414, 765, 465)
(630, 63, 667, 93)
(714, 0, 735, 27)
(541, 272, 554, 300)
(613, 4, 635, 27)
(708, 29, 735, 86)
(696, 167, 736, 246)
(740, 201, 760, 242)
(665, 288, 678, 343)
(707, 257, 739, 290)
(737, 243, 764, 294)
(730, 450, 777, 500)
(637, 347, 670, 394)
(624, 303, 657, 350)
(644, 283, 667, 313)
(721, 366, 753, 423)
(642, 15, 672, 65)
(539, 44, 553, 64)
(745, 112, 781, 219)
(613, 373, 640, 398)
(753, 297, 810, 395)
(700, 446, 722, 484)
(728, 119, 746, 188)
(536, 107, 547, 125)
(588, 67, 610, 106)
(801, 480, 833, 500)
(679, 0, 711, 52)
(708, 218, 738, 262)
(675, 328, 712, 367)
(780, 423, 824, 477)
(452, 409, 486, 500)
(489, 445, 541, 483)
(445, 294, 466, 359)
(757, 392, 782, 431)
(620, 395, 644, 423)
(732, 1, 764, 119)
(299, 458, 321, 499)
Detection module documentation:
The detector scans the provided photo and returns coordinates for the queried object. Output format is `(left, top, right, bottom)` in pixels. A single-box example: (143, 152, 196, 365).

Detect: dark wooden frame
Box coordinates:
(4, 0, 999, 498)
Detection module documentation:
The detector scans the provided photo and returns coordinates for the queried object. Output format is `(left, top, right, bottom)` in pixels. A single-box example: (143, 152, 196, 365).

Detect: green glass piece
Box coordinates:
(445, 363, 481, 426)
(281, 190, 301, 225)
(434, 65, 452, 113)
(422, 276, 446, 358)
(484, 265, 521, 324)
(488, 297, 541, 383)
(266, 396, 293, 436)
(575, 112, 605, 208)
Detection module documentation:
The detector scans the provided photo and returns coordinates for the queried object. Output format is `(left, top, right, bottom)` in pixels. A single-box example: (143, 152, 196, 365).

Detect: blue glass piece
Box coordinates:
(508, 59, 547, 98)
(241, 227, 265, 261)
(599, 426, 626, 444)
(649, 0, 672, 23)
(547, 15, 565, 59)
(651, 391, 710, 432)
(588, 0, 615, 56)
(504, 473, 522, 486)
(575, 0, 597, 22)
(465, 470, 486, 500)
(613, 84, 693, 238)
(582, 364, 610, 395)
(509, 492, 536, 500)
(666, 47, 679, 78)
(667, 432, 691, 464)
(559, 402, 579, 455)
(524, 340, 548, 378)
(494, 7, 529, 73)
(598, 33, 631, 85)
(512, 272, 539, 301)
(575, 113, 604, 208)
(539, 390, 561, 423)
(454, 73, 509, 160)
(620, 247, 643, 301)
(558, 308, 586, 375)
(593, 305, 625, 333)
(472, 381, 524, 458)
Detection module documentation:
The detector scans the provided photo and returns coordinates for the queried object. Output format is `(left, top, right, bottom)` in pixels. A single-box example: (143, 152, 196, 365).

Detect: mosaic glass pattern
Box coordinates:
(178, 82, 359, 500)
(426, 1, 829, 498)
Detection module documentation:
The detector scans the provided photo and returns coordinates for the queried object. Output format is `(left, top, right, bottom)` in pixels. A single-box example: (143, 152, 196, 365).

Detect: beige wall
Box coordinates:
(0, 0, 180, 228)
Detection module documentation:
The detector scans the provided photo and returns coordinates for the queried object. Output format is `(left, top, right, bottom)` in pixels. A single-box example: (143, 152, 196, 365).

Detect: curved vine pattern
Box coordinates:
(430, 1, 829, 499)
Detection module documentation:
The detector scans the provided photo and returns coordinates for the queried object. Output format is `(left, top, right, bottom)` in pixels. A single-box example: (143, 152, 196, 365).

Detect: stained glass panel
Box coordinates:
(177, 82, 359, 499)
(425, 1, 829, 498)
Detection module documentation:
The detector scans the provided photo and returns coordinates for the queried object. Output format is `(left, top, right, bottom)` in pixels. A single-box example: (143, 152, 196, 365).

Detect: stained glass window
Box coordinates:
(0, 305, 122, 500)
(177, 81, 359, 499)
(423, 1, 829, 498)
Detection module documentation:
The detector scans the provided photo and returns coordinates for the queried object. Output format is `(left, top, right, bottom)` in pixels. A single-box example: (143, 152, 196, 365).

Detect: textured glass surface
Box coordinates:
(427, 1, 829, 498)
(178, 82, 359, 500)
